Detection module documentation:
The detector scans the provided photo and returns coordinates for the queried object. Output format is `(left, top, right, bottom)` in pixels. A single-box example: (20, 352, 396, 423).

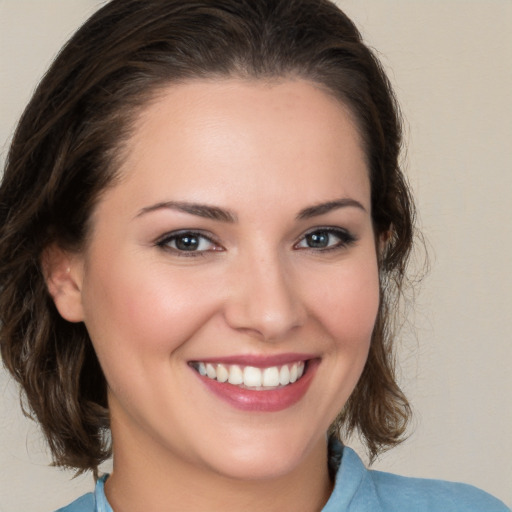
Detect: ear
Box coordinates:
(377, 227, 392, 258)
(41, 245, 85, 322)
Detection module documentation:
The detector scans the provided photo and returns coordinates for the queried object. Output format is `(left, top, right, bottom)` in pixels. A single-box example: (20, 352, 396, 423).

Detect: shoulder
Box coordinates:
(54, 492, 95, 512)
(369, 466, 510, 512)
(54, 474, 110, 512)
(330, 446, 510, 512)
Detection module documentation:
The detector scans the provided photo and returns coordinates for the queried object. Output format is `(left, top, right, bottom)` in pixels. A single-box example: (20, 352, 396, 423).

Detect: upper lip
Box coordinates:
(189, 353, 317, 368)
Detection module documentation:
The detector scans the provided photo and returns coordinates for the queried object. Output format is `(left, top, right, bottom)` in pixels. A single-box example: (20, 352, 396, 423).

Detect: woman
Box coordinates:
(0, 1, 508, 511)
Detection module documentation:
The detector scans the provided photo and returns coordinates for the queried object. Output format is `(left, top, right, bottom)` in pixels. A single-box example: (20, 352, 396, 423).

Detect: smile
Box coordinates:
(191, 361, 306, 389)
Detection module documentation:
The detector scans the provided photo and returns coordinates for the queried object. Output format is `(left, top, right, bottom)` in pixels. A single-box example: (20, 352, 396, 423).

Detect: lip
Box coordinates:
(192, 357, 320, 412)
(194, 353, 315, 368)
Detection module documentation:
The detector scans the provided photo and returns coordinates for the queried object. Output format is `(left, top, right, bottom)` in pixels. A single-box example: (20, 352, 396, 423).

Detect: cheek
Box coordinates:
(80, 254, 223, 363)
(306, 257, 380, 348)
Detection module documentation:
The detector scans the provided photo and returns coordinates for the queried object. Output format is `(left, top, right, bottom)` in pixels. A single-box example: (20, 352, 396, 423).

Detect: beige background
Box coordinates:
(1, 1, 511, 510)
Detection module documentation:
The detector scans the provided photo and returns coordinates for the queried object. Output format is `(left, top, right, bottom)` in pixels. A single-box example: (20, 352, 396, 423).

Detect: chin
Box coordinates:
(196, 426, 326, 482)
(209, 453, 306, 482)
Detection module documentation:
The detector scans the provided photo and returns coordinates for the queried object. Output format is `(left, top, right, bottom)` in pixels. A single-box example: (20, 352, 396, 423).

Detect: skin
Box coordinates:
(48, 78, 381, 512)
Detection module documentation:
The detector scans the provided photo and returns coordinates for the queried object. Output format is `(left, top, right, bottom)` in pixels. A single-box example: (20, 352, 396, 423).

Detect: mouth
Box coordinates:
(189, 361, 306, 389)
(189, 357, 318, 412)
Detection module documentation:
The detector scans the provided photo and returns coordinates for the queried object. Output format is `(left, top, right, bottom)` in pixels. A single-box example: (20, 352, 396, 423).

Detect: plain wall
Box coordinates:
(0, 1, 511, 510)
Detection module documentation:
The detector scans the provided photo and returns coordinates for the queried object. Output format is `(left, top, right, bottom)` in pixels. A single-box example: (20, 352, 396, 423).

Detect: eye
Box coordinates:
(156, 231, 222, 255)
(295, 228, 356, 251)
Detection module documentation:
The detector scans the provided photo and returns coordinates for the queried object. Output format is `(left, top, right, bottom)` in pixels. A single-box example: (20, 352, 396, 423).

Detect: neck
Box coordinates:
(105, 420, 333, 512)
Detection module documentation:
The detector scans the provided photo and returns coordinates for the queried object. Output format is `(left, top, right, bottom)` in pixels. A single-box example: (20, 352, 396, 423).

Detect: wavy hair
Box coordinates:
(0, 0, 414, 472)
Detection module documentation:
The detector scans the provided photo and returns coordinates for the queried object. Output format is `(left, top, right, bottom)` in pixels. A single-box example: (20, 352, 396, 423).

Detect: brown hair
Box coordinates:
(0, 0, 414, 472)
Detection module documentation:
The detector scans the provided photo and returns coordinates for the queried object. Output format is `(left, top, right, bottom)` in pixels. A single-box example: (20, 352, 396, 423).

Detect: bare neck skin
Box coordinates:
(105, 415, 333, 512)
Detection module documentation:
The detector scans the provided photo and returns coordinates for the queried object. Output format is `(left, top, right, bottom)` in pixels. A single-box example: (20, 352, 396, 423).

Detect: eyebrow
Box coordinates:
(296, 198, 367, 220)
(136, 197, 366, 223)
(136, 201, 238, 222)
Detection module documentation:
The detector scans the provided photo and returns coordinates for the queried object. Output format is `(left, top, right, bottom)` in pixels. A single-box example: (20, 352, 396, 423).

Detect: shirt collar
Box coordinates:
(322, 442, 383, 512)
(93, 442, 383, 512)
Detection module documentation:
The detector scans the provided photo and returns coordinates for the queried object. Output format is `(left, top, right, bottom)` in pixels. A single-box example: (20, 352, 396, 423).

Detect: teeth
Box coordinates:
(279, 365, 290, 385)
(243, 366, 262, 387)
(197, 362, 207, 376)
(193, 361, 306, 389)
(227, 365, 243, 385)
(216, 364, 229, 383)
(262, 366, 280, 387)
(290, 363, 298, 383)
(206, 363, 216, 379)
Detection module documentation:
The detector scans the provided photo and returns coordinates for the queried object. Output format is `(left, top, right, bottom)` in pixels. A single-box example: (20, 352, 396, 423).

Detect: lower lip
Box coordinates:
(194, 359, 319, 412)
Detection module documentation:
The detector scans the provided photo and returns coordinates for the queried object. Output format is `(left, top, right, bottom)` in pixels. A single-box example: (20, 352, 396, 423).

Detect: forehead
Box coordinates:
(109, 78, 370, 215)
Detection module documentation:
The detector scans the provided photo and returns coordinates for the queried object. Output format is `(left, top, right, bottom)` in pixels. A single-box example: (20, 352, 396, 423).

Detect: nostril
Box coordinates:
(222, 258, 306, 340)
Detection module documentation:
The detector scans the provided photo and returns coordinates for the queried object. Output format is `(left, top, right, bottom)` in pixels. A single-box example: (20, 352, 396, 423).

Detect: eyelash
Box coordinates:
(156, 230, 222, 257)
(155, 227, 357, 257)
(293, 227, 357, 252)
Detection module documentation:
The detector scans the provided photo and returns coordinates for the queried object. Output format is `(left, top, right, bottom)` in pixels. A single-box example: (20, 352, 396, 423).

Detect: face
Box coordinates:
(66, 79, 380, 481)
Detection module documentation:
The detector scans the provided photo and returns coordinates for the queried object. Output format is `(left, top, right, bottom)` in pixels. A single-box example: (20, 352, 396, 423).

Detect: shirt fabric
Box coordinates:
(55, 446, 510, 512)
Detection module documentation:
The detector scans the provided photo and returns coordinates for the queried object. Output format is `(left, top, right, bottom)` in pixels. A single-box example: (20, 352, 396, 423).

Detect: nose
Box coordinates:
(223, 253, 306, 341)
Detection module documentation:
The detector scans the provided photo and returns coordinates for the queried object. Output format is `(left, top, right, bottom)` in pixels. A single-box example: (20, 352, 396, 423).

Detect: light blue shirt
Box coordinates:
(56, 446, 510, 512)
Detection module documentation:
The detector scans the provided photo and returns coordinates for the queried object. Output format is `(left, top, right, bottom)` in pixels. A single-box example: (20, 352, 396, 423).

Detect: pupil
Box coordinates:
(176, 235, 199, 251)
(307, 232, 328, 248)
